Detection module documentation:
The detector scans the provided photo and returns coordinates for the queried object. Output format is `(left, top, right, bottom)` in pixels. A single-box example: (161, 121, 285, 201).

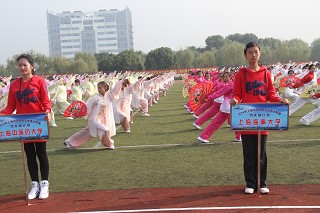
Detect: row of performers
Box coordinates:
(184, 62, 320, 143)
(0, 71, 175, 149)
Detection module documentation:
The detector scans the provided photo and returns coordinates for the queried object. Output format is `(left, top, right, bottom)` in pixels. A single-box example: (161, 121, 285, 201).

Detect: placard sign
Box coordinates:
(231, 103, 289, 131)
(0, 113, 49, 142)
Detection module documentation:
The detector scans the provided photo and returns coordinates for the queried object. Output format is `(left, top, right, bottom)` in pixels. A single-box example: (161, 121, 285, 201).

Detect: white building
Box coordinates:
(47, 8, 133, 58)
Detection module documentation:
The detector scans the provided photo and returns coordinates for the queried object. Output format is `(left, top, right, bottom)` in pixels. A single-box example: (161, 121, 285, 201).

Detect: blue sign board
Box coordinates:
(0, 113, 49, 142)
(231, 103, 289, 131)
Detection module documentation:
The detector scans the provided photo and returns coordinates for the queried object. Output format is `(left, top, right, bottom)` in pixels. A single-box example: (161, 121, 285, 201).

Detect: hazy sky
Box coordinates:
(1, 0, 320, 65)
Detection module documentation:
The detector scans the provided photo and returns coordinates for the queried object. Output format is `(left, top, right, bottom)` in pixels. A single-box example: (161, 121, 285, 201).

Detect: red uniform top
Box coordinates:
(2, 75, 51, 114)
(232, 66, 281, 135)
(1, 75, 51, 142)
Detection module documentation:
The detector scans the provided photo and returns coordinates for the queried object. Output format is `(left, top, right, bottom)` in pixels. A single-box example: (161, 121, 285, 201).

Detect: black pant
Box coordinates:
(241, 134, 267, 189)
(24, 142, 49, 182)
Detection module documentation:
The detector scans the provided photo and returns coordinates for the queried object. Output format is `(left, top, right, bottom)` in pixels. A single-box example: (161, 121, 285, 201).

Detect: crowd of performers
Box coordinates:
(0, 71, 175, 150)
(184, 61, 320, 143)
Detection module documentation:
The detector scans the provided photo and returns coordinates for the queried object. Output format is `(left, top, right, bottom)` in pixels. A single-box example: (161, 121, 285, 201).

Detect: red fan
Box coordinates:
(279, 76, 300, 87)
(63, 101, 87, 118)
(189, 82, 214, 112)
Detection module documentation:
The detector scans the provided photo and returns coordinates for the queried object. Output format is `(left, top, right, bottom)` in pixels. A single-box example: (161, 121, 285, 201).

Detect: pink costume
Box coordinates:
(113, 79, 142, 131)
(194, 81, 225, 126)
(194, 79, 224, 117)
(65, 80, 123, 149)
(199, 81, 241, 141)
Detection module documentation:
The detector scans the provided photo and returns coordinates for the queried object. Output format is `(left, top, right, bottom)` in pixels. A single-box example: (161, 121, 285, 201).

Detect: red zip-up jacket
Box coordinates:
(232, 66, 281, 135)
(1, 75, 51, 142)
(2, 75, 51, 114)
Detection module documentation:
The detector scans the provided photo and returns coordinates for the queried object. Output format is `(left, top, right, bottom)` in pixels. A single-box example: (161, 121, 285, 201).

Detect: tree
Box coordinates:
(216, 42, 245, 67)
(175, 48, 195, 68)
(71, 58, 90, 74)
(205, 35, 226, 50)
(52, 56, 72, 74)
(226, 33, 258, 45)
(74, 52, 98, 73)
(287, 39, 310, 62)
(258, 37, 281, 49)
(113, 50, 145, 71)
(242, 33, 259, 44)
(194, 51, 216, 67)
(0, 64, 10, 77)
(311, 38, 320, 61)
(95, 52, 116, 72)
(145, 47, 175, 70)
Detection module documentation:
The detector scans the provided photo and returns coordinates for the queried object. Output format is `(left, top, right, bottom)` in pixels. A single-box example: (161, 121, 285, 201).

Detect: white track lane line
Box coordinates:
(0, 138, 320, 154)
(74, 205, 320, 213)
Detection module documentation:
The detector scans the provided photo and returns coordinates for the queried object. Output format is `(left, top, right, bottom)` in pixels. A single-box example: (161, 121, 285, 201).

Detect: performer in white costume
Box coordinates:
(51, 80, 71, 118)
(70, 79, 83, 101)
(113, 78, 142, 132)
(64, 80, 123, 150)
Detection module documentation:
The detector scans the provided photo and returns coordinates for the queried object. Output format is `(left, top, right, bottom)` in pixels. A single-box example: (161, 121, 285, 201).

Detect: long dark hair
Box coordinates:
(16, 54, 36, 75)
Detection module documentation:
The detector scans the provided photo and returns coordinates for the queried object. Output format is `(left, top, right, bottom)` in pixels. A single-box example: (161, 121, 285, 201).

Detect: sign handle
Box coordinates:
(21, 141, 30, 205)
(257, 130, 261, 196)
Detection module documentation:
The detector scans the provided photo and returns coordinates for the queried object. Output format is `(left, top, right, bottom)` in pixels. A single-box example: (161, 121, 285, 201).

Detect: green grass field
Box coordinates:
(0, 82, 319, 196)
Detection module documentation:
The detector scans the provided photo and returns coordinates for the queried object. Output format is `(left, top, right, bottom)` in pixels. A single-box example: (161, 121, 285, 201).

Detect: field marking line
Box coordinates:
(1, 138, 320, 154)
(75, 205, 320, 213)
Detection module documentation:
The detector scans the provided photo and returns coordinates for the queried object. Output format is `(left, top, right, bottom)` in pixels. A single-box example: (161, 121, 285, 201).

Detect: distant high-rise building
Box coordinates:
(46, 7, 133, 58)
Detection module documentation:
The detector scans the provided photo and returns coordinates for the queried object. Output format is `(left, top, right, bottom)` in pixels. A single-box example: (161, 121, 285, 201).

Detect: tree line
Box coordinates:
(1, 33, 320, 77)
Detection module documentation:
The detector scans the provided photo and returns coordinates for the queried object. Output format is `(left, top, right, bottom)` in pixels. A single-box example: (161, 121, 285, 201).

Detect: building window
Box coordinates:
(61, 39, 81, 43)
(83, 20, 93, 25)
(62, 45, 81, 49)
(98, 43, 117, 47)
(84, 26, 94, 30)
(72, 20, 82, 24)
(61, 33, 80, 37)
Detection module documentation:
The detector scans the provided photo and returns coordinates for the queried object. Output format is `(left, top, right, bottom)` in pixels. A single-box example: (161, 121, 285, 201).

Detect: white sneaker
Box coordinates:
(299, 118, 310, 126)
(142, 113, 150, 116)
(187, 108, 193, 113)
(64, 141, 74, 149)
(130, 121, 133, 124)
(28, 181, 40, 200)
(234, 137, 242, 142)
(153, 100, 158, 104)
(65, 117, 74, 120)
(125, 129, 131, 133)
(39, 180, 49, 199)
(184, 104, 188, 109)
(193, 114, 199, 119)
(260, 187, 270, 194)
(106, 145, 115, 150)
(197, 136, 209, 143)
(50, 123, 57, 127)
(245, 187, 254, 194)
(193, 123, 202, 130)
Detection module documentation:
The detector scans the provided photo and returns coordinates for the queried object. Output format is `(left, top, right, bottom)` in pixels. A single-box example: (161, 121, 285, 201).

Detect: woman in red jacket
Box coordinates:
(1, 54, 51, 200)
(230, 42, 289, 194)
